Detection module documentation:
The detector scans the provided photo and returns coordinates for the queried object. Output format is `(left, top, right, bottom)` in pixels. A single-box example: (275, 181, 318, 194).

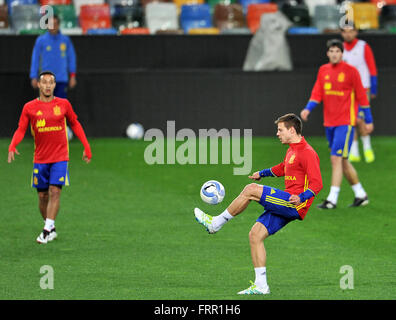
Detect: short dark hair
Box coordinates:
(39, 71, 56, 81)
(327, 39, 344, 52)
(275, 113, 303, 135)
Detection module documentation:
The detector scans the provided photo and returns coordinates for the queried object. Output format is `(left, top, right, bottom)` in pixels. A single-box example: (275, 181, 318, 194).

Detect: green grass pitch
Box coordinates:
(0, 136, 395, 300)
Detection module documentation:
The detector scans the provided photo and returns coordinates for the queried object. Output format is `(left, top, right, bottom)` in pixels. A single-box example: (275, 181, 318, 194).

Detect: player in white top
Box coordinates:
(342, 25, 378, 163)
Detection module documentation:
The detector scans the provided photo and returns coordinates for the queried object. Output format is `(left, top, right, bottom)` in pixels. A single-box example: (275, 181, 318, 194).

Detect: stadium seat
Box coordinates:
(86, 27, 117, 34)
(107, 0, 140, 8)
(213, 3, 245, 31)
(52, 5, 77, 29)
(79, 4, 111, 34)
(7, 0, 38, 15)
(304, 0, 336, 17)
(173, 0, 204, 11)
(145, 2, 179, 34)
(287, 26, 319, 34)
(380, 4, 396, 29)
(207, 0, 236, 12)
(18, 27, 45, 34)
(313, 4, 342, 32)
(111, 4, 143, 31)
(39, 0, 71, 5)
(281, 3, 310, 27)
(120, 27, 150, 34)
(239, 0, 269, 14)
(188, 27, 220, 34)
(73, 0, 104, 16)
(0, 4, 8, 28)
(11, 4, 40, 32)
(246, 3, 278, 33)
(351, 3, 379, 29)
(180, 4, 212, 34)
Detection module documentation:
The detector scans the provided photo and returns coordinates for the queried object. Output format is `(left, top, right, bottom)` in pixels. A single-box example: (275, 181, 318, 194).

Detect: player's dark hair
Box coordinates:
(275, 113, 303, 135)
(327, 39, 344, 52)
(39, 71, 56, 82)
(52, 14, 60, 23)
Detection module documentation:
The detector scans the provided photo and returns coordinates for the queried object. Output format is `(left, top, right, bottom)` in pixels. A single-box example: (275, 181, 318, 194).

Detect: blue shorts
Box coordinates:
(256, 186, 301, 235)
(325, 125, 355, 158)
(32, 161, 69, 189)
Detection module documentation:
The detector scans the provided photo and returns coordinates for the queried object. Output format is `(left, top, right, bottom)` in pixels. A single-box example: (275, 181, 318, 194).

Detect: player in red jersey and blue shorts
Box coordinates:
(194, 114, 323, 295)
(300, 39, 374, 209)
(8, 71, 92, 244)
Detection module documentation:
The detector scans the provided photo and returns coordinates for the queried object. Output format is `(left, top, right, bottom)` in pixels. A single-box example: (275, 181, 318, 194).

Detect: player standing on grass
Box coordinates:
(195, 113, 323, 295)
(8, 71, 91, 244)
(300, 39, 374, 209)
(341, 24, 378, 163)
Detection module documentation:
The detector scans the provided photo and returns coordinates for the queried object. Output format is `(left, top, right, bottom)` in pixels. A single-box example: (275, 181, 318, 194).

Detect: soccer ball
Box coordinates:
(126, 123, 144, 140)
(200, 180, 225, 205)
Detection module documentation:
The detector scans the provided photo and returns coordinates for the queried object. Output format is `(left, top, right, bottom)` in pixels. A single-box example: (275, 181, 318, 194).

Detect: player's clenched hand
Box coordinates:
(7, 149, 20, 163)
(300, 109, 310, 122)
(82, 150, 91, 164)
(289, 194, 301, 206)
(248, 171, 261, 181)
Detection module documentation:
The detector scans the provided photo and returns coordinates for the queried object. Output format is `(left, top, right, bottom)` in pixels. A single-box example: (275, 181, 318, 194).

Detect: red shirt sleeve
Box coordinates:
(301, 150, 323, 196)
(65, 101, 92, 159)
(309, 67, 323, 103)
(352, 68, 370, 107)
(9, 105, 30, 152)
(364, 43, 377, 76)
(271, 158, 285, 177)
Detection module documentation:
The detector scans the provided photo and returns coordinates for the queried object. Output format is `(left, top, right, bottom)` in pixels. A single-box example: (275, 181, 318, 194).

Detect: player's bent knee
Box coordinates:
(242, 183, 263, 200)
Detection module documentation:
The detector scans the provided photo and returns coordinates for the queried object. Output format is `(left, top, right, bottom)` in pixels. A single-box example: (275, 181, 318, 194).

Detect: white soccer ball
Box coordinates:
(200, 180, 225, 205)
(67, 126, 73, 141)
(126, 123, 144, 140)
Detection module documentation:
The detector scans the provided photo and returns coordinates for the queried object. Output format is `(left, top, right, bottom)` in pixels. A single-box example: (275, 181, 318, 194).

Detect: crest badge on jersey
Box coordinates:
(53, 105, 61, 116)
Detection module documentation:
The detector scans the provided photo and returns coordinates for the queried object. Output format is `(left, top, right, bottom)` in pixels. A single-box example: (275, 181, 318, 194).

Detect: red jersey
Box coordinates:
(9, 97, 91, 163)
(270, 137, 323, 219)
(309, 61, 370, 127)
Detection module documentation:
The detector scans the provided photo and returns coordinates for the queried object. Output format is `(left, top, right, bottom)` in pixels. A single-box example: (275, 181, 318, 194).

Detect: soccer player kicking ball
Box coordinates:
(194, 114, 323, 295)
(8, 71, 92, 244)
(300, 39, 374, 209)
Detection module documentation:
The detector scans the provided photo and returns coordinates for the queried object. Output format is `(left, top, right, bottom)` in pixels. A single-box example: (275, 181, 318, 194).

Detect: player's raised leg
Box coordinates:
(194, 183, 263, 234)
